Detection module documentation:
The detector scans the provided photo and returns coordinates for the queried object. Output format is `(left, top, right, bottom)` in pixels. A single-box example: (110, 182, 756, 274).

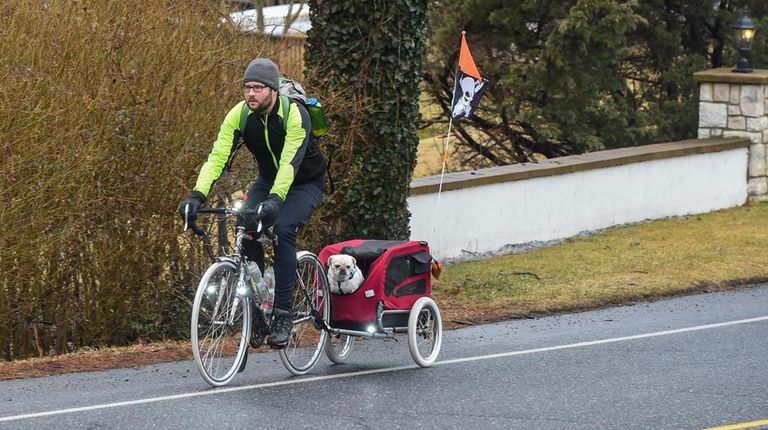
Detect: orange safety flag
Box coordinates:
(458, 32, 481, 79)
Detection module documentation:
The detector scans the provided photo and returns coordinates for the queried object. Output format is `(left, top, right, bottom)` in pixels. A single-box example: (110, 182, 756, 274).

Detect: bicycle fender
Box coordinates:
(215, 256, 238, 266)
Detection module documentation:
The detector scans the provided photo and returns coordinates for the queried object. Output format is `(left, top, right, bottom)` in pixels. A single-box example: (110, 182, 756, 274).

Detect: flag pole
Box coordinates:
(429, 31, 465, 253)
(428, 116, 454, 251)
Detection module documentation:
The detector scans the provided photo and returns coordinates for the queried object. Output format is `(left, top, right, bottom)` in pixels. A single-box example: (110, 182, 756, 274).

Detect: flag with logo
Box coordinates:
(450, 32, 489, 119)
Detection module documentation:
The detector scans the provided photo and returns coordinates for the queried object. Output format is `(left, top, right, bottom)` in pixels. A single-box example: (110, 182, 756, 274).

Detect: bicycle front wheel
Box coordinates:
(279, 251, 330, 375)
(191, 260, 250, 386)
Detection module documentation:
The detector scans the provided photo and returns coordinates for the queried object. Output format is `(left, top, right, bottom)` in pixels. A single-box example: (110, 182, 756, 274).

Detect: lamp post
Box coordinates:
(732, 15, 756, 73)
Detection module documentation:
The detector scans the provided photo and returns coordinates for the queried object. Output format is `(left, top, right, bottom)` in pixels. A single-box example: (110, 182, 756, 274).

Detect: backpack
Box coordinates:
(237, 76, 328, 139)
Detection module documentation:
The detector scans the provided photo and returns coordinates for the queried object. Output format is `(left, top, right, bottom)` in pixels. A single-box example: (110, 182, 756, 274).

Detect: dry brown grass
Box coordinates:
(0, 341, 193, 381)
(0, 0, 305, 360)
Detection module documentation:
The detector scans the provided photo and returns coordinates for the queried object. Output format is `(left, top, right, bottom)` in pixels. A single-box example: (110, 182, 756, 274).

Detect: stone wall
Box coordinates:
(694, 68, 768, 201)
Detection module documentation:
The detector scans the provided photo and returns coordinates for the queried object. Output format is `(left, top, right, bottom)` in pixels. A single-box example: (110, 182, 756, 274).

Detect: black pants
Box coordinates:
(240, 176, 324, 312)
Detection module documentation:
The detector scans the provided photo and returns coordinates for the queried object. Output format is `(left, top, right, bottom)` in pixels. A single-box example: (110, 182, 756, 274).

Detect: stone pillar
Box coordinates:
(694, 68, 768, 202)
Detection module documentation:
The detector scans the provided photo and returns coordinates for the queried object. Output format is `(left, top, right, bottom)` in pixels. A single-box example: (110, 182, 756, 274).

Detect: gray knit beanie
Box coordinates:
(243, 58, 280, 91)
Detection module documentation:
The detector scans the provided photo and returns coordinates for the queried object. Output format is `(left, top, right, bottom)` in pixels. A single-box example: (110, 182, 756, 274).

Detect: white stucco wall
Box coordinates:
(408, 147, 748, 260)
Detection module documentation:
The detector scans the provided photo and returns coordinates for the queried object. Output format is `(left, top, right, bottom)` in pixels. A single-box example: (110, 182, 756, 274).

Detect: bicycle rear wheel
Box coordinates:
(279, 251, 329, 375)
(191, 260, 250, 386)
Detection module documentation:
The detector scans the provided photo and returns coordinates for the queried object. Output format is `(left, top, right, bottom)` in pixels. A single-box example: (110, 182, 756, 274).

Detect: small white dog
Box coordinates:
(327, 254, 364, 295)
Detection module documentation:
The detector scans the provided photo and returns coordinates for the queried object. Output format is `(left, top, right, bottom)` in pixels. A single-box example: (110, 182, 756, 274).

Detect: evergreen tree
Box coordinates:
(424, 0, 768, 167)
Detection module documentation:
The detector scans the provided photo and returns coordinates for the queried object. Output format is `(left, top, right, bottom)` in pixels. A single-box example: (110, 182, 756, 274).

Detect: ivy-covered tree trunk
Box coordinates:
(305, 0, 428, 240)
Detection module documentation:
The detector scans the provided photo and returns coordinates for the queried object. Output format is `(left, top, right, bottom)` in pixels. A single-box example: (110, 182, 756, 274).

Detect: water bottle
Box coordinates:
(262, 267, 275, 314)
(306, 97, 328, 138)
(247, 261, 269, 303)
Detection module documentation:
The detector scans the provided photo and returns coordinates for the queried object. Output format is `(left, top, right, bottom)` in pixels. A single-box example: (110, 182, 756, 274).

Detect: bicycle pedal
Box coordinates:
(249, 334, 265, 349)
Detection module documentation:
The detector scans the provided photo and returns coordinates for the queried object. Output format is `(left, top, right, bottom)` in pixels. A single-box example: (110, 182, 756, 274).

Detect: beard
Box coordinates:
(247, 92, 274, 115)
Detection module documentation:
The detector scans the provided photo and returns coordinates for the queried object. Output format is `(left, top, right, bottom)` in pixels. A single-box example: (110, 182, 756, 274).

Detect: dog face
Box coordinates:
(327, 254, 358, 282)
(327, 254, 364, 295)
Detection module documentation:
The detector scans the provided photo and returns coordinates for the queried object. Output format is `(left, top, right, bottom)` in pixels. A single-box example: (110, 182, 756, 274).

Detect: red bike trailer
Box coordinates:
(318, 239, 443, 367)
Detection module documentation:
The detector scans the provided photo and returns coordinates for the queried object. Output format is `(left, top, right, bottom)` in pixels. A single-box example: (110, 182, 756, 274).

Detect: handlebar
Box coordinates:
(197, 208, 258, 215)
(184, 205, 276, 242)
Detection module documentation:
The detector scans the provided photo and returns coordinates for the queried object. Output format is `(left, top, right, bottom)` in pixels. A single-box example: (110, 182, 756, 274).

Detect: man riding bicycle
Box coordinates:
(179, 58, 326, 348)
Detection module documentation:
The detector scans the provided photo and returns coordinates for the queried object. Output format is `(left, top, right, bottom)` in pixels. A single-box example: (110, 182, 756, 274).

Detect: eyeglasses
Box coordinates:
(243, 84, 268, 94)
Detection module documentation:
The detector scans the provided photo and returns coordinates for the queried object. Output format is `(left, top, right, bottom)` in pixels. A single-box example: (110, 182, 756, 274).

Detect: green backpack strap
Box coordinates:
(225, 102, 250, 172)
(279, 95, 290, 133)
(239, 101, 250, 133)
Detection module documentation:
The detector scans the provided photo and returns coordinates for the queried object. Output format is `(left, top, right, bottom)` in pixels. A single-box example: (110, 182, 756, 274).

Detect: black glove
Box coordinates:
(254, 194, 283, 227)
(178, 191, 206, 225)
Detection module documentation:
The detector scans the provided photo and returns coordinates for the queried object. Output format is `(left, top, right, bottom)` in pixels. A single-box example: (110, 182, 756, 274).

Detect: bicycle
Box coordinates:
(185, 199, 330, 386)
(184, 200, 443, 387)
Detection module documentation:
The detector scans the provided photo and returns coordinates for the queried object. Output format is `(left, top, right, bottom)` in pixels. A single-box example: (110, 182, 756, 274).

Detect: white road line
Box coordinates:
(437, 315, 768, 366)
(2, 315, 767, 423)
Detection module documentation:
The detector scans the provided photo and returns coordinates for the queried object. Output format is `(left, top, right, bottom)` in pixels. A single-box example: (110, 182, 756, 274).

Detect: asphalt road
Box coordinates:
(1, 285, 767, 430)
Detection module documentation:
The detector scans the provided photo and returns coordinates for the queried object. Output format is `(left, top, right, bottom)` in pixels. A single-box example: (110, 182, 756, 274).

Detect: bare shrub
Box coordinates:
(0, 0, 308, 359)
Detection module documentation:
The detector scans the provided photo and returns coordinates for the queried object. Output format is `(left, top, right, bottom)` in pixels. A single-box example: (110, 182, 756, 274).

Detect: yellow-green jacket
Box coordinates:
(194, 97, 326, 200)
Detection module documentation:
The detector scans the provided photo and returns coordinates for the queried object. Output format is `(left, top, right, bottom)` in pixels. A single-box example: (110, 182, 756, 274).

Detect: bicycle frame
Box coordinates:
(196, 206, 265, 278)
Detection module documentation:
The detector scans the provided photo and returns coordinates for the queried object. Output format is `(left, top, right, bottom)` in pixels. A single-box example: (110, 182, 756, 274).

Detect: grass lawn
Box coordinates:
(432, 202, 768, 325)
